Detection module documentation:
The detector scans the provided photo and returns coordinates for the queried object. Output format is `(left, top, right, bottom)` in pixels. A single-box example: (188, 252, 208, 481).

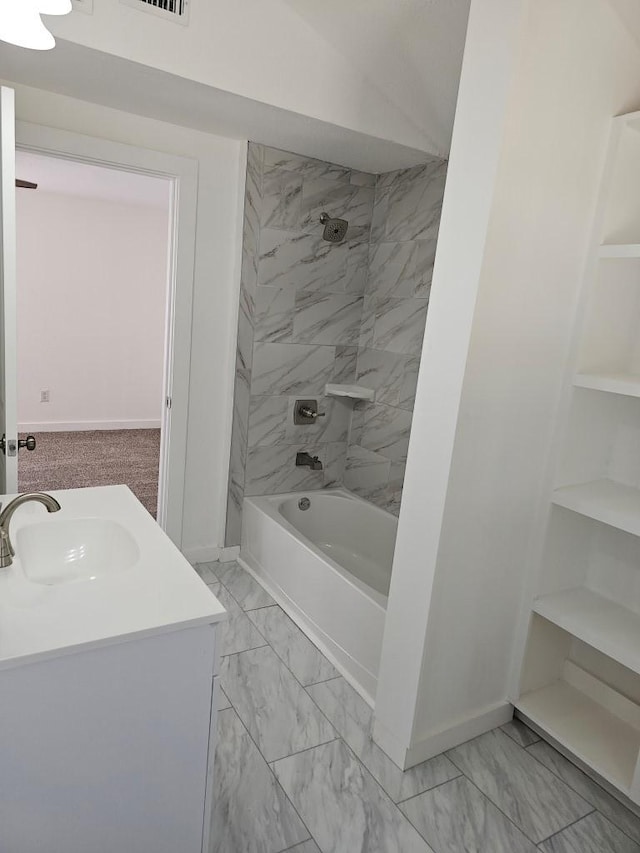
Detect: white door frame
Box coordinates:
(15, 121, 198, 548)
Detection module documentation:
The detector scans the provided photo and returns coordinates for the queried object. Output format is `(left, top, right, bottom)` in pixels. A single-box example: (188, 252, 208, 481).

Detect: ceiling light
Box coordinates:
(0, 1, 56, 50)
(37, 0, 72, 14)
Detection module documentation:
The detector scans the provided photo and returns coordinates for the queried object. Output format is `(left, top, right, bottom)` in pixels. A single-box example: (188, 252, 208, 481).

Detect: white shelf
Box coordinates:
(324, 383, 375, 402)
(574, 372, 640, 397)
(517, 681, 640, 793)
(552, 479, 640, 536)
(599, 244, 640, 258)
(534, 588, 640, 675)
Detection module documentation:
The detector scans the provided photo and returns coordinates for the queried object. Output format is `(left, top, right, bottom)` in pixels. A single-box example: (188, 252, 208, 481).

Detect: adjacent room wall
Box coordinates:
(17, 190, 168, 431)
(4, 80, 245, 561)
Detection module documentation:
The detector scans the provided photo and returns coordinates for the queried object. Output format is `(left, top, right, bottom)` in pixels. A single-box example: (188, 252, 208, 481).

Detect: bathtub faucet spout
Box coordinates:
(296, 451, 323, 471)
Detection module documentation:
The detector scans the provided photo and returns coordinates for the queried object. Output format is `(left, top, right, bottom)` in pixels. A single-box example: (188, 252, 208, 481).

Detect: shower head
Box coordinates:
(320, 212, 348, 243)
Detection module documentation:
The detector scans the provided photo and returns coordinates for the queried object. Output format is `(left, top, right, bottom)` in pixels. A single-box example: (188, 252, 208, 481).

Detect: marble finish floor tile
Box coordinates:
(400, 775, 537, 853)
(273, 739, 434, 853)
(308, 677, 459, 803)
(207, 583, 267, 657)
(538, 811, 639, 853)
(447, 729, 592, 843)
(248, 605, 338, 686)
(221, 645, 336, 762)
(528, 740, 640, 845)
(193, 562, 219, 583)
(500, 718, 540, 748)
(211, 708, 309, 853)
(217, 561, 276, 610)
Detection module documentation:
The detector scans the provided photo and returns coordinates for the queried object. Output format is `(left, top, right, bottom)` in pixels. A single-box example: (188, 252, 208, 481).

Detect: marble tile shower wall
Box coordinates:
(344, 160, 448, 514)
(225, 144, 376, 546)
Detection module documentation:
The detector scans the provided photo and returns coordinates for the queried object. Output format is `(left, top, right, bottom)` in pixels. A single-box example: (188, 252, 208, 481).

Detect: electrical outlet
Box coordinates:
(72, 0, 94, 13)
(40, 390, 50, 403)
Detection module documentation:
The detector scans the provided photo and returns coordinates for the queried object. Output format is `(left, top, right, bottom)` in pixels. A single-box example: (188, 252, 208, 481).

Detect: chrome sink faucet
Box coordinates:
(0, 492, 61, 568)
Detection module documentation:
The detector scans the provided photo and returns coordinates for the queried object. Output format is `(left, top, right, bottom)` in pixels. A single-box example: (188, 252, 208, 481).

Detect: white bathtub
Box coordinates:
(240, 488, 397, 703)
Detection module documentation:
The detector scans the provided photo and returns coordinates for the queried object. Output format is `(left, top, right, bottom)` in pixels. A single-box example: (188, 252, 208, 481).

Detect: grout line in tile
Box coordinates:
(223, 568, 468, 845)
(445, 748, 574, 849)
(524, 742, 640, 847)
(338, 737, 442, 844)
(222, 641, 340, 766)
(244, 601, 279, 612)
(395, 771, 464, 807)
(534, 809, 596, 847)
(220, 644, 269, 660)
(224, 699, 316, 851)
(269, 734, 342, 768)
(248, 611, 339, 691)
(303, 673, 342, 688)
(240, 618, 342, 744)
(276, 841, 316, 853)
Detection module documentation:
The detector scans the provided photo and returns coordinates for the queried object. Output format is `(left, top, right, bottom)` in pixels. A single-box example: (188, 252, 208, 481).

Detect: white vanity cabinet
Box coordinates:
(0, 623, 221, 853)
(0, 485, 226, 853)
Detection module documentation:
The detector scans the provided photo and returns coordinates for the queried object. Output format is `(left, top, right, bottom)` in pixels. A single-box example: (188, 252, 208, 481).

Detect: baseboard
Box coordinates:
(182, 545, 220, 565)
(18, 419, 162, 432)
(373, 701, 514, 770)
(219, 546, 240, 563)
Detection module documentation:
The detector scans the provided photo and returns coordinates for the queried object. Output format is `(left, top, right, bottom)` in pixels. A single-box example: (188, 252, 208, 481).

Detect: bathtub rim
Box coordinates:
(244, 488, 395, 611)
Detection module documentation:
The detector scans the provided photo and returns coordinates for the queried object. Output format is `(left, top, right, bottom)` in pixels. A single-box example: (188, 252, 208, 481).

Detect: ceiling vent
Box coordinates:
(120, 0, 190, 25)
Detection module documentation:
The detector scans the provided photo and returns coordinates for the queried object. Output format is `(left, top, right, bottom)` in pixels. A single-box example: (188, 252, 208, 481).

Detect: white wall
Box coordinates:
(375, 0, 640, 766)
(3, 81, 244, 559)
(17, 191, 168, 431)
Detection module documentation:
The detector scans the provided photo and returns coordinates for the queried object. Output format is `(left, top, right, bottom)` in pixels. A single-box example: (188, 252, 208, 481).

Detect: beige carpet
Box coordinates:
(18, 429, 161, 517)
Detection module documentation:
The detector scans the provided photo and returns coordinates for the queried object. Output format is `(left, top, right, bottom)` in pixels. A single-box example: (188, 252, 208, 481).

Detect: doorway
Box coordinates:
(0, 114, 199, 547)
(14, 151, 172, 518)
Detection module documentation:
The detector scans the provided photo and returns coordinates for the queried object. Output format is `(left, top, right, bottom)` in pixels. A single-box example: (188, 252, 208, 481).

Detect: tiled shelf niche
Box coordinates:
(515, 111, 640, 806)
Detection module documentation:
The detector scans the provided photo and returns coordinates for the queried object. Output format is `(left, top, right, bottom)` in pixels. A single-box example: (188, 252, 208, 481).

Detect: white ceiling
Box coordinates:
(15, 151, 171, 207)
(0, 40, 436, 173)
(0, 0, 470, 172)
(283, 0, 471, 156)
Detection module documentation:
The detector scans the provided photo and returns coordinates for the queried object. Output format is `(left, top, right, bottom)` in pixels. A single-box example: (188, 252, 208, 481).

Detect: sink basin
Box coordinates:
(16, 518, 140, 585)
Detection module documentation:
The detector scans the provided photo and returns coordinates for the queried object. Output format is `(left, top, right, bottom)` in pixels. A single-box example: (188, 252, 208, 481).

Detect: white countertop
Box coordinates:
(0, 485, 226, 670)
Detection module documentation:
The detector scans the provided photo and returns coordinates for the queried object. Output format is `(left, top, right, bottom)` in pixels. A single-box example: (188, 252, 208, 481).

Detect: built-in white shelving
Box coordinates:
(573, 372, 640, 397)
(516, 111, 640, 806)
(518, 681, 640, 793)
(533, 588, 640, 676)
(552, 479, 640, 536)
(598, 243, 640, 258)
